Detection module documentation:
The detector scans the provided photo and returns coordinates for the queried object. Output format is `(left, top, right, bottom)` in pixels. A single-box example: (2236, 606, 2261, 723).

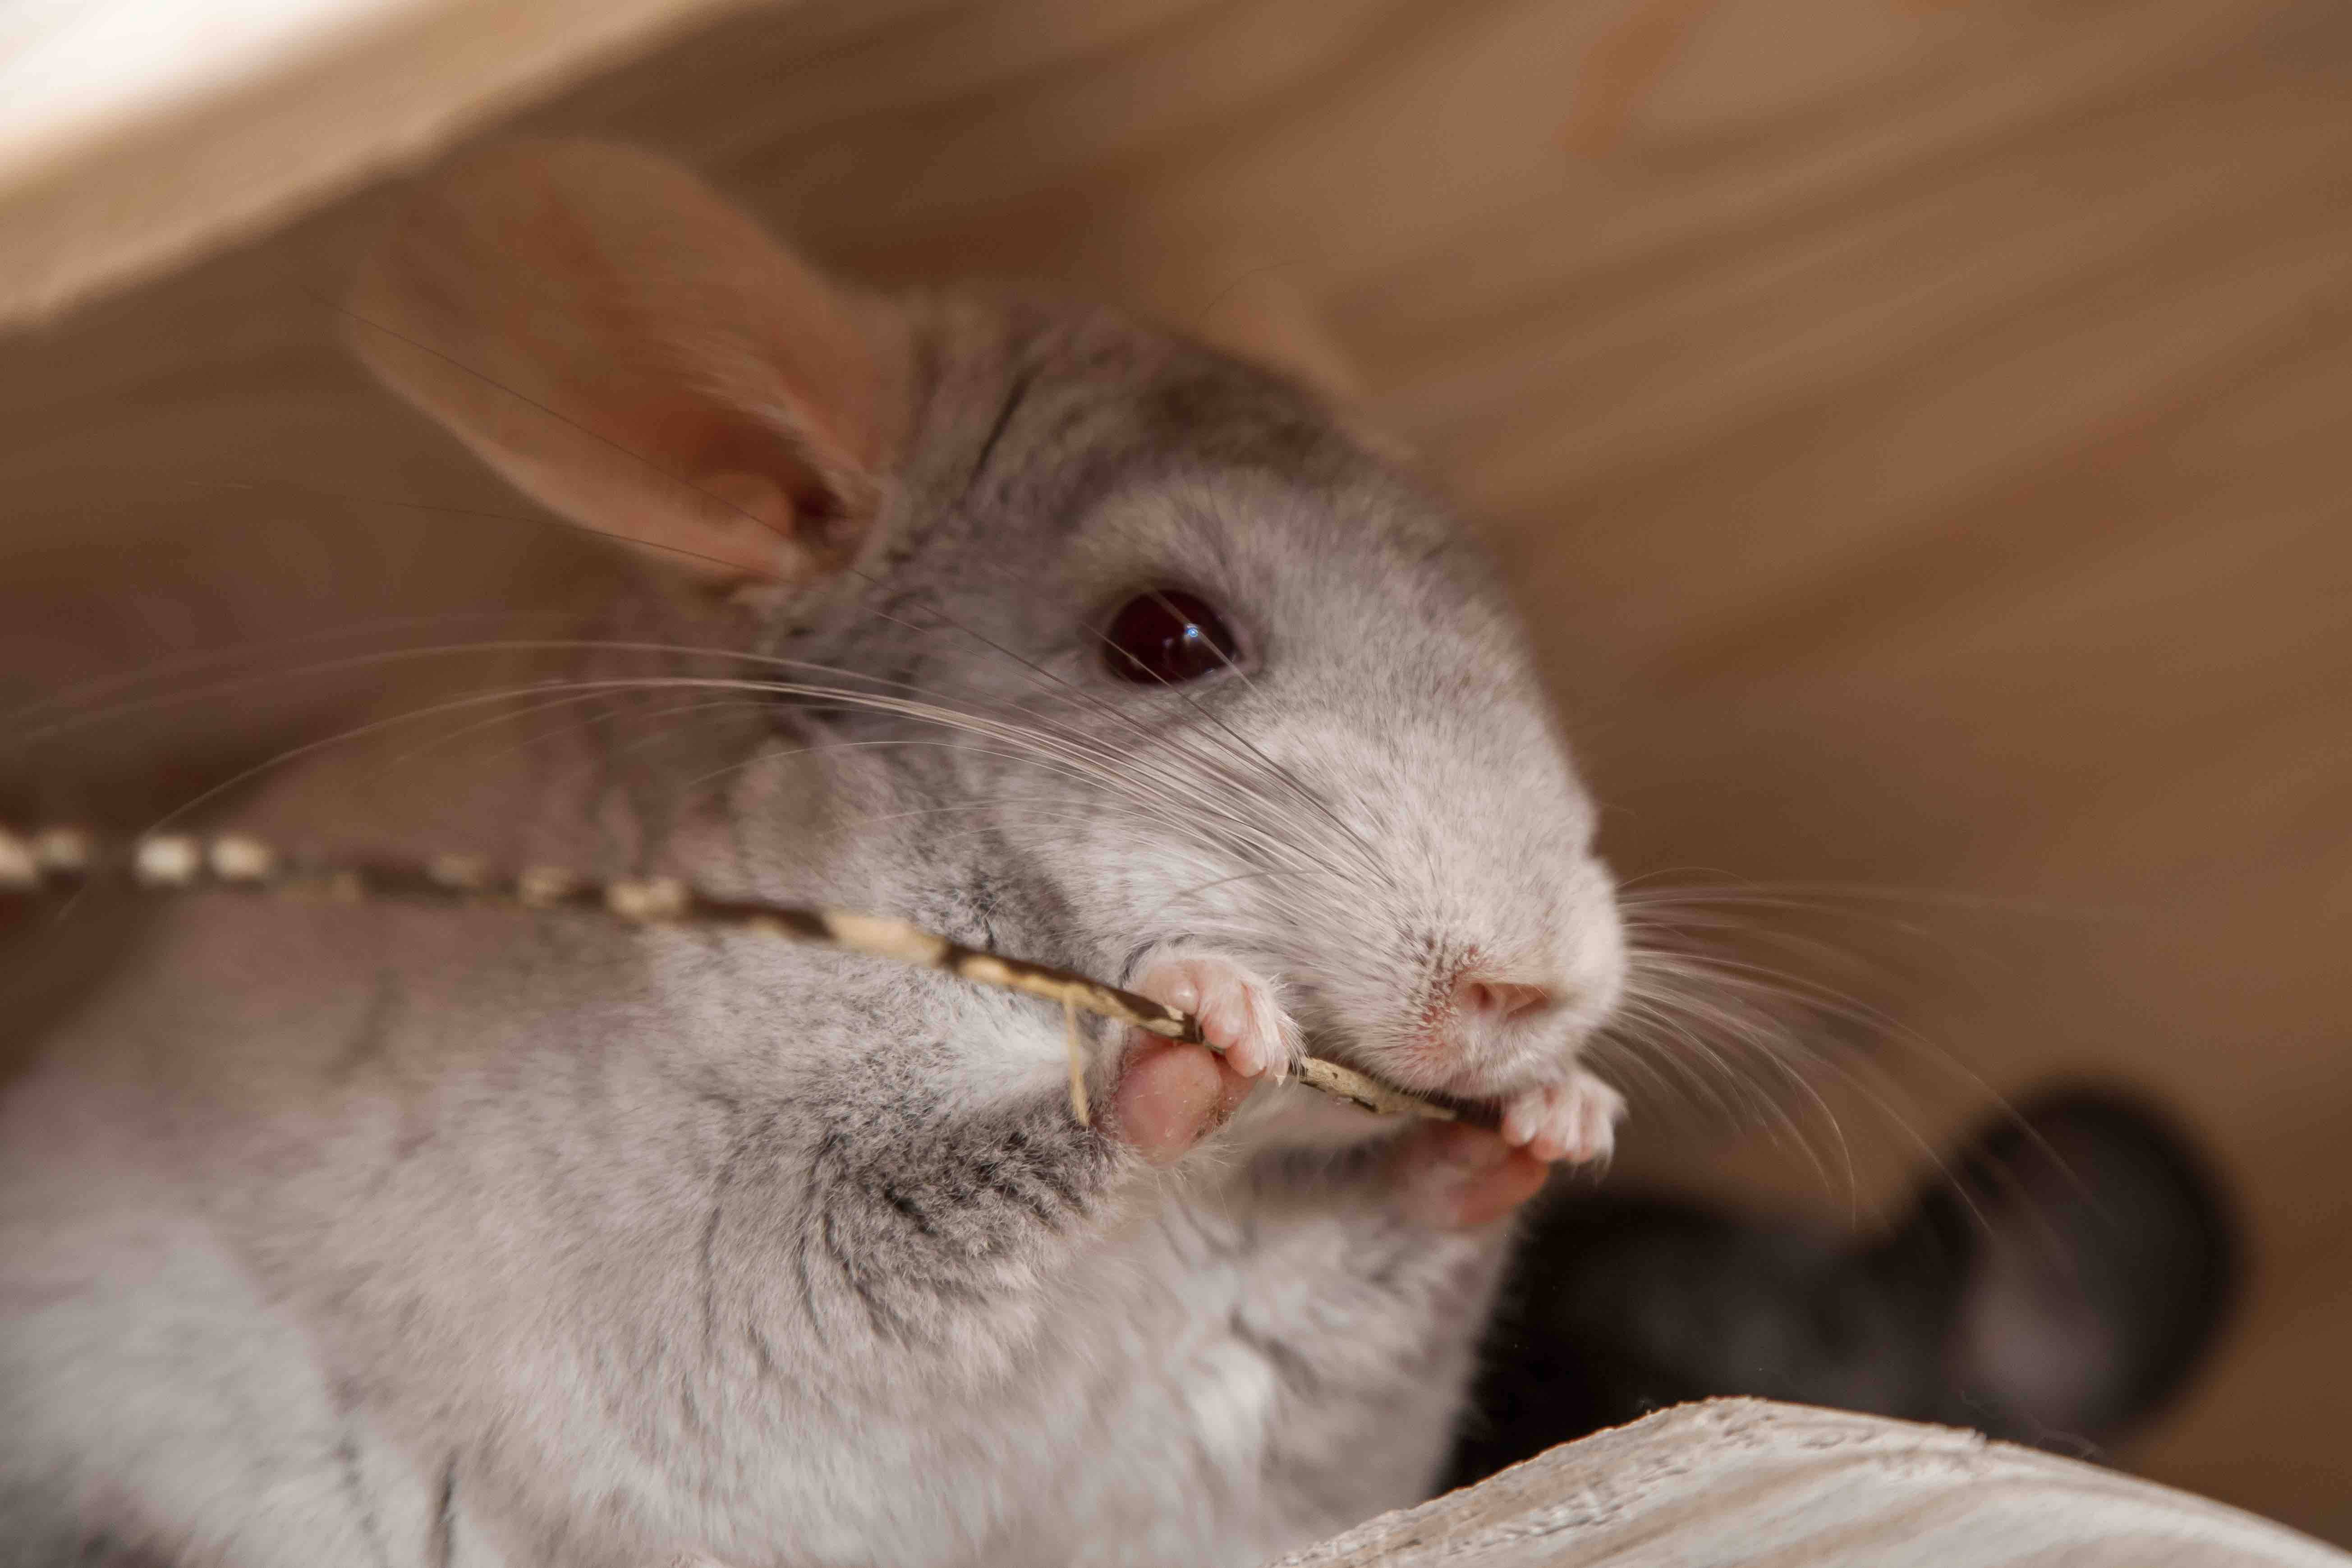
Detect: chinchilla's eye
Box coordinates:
(1102, 590, 1240, 685)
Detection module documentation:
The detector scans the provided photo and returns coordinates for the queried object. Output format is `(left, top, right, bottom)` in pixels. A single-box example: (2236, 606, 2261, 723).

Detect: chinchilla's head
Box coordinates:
(350, 139, 1625, 1124)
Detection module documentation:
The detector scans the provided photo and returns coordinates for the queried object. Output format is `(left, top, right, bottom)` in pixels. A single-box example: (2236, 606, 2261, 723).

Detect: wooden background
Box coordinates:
(4, 0, 2349, 1543)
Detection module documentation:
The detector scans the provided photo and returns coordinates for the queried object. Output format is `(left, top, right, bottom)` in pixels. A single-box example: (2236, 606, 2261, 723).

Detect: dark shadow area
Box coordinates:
(1449, 1083, 2244, 1490)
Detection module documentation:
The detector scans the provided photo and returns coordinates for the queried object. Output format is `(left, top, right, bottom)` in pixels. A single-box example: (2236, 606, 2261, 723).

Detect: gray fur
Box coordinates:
(0, 276, 1624, 1563)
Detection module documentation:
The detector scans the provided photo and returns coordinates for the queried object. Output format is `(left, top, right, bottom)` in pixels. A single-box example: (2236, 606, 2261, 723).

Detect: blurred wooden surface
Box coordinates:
(0, 0, 762, 324)
(3, 0, 2350, 1542)
(1276, 1400, 2351, 1568)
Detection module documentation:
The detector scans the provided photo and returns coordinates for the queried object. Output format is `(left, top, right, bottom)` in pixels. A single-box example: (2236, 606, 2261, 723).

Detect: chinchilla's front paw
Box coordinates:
(1108, 949, 1300, 1165)
(1498, 1068, 1625, 1165)
(1392, 1070, 1624, 1231)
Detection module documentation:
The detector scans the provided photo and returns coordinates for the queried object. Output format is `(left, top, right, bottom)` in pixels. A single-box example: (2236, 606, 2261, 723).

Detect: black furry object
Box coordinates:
(1447, 1084, 2242, 1490)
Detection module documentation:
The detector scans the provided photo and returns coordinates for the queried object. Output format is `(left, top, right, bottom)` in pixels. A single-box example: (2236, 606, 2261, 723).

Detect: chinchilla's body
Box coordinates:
(0, 144, 1626, 1568)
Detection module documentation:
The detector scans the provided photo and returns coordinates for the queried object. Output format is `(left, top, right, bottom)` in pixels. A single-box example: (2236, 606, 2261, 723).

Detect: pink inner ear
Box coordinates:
(349, 140, 908, 591)
(698, 471, 794, 539)
(541, 376, 850, 580)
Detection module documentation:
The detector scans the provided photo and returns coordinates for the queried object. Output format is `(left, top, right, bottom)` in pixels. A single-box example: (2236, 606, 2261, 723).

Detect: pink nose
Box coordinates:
(1453, 976, 1557, 1025)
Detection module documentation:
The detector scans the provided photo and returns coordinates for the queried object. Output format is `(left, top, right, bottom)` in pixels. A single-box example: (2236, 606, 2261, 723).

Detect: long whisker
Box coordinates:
(0, 607, 583, 740)
(1619, 878, 2130, 923)
(956, 537, 1391, 904)
(1613, 983, 1861, 1219)
(1621, 944, 1996, 1234)
(1136, 866, 1344, 928)
(844, 579, 1369, 904)
(1112, 564, 1392, 892)
(14, 635, 1252, 867)
(1633, 942, 2030, 1137)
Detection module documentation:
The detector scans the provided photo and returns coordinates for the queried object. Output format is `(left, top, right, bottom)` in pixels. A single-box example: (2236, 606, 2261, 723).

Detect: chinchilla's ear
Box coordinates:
(347, 139, 912, 596)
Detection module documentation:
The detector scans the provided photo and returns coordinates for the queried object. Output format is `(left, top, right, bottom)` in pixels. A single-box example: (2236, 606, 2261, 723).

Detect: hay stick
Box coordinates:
(1063, 997, 1090, 1127)
(0, 825, 1459, 1123)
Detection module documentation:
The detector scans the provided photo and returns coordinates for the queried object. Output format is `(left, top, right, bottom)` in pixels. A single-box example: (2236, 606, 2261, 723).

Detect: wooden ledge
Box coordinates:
(1273, 1400, 2349, 1568)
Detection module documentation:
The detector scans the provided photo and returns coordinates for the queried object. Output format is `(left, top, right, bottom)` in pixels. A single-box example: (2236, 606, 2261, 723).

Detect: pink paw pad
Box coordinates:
(1108, 951, 1300, 1165)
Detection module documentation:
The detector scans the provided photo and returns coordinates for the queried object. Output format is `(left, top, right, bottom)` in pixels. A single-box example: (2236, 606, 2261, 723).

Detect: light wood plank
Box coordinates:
(1273, 1401, 2352, 1568)
(0, 0, 770, 325)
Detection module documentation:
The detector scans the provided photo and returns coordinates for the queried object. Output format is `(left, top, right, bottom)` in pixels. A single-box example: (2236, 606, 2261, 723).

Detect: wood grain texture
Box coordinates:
(0, 0, 770, 325)
(3, 0, 2351, 1542)
(1271, 1400, 2350, 1568)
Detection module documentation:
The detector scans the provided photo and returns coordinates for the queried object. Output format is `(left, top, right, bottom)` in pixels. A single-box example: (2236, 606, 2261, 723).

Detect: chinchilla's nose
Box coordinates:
(1452, 975, 1559, 1027)
(1423, 960, 1577, 1076)
(1407, 903, 1623, 1089)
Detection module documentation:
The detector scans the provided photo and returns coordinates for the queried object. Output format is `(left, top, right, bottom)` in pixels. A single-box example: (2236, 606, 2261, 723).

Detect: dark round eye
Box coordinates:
(1102, 589, 1241, 685)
